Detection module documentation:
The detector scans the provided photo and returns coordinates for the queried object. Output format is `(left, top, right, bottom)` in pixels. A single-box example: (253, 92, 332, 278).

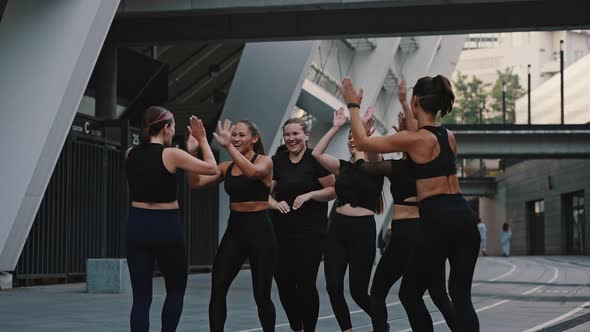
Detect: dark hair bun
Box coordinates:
(432, 75, 454, 117)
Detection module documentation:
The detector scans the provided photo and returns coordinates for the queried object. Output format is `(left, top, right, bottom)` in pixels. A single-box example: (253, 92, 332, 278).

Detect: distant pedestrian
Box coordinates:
(501, 223, 512, 257)
(477, 218, 487, 256)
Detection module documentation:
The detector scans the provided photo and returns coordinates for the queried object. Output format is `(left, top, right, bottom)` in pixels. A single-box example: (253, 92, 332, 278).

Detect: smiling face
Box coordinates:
(282, 123, 309, 154)
(347, 130, 357, 155)
(231, 122, 258, 155)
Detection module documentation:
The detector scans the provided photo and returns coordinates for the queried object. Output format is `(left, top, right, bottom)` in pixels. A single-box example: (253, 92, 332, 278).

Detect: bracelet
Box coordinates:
(347, 102, 361, 109)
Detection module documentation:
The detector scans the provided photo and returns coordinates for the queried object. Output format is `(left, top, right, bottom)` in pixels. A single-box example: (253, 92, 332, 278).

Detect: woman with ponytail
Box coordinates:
(343, 75, 480, 331)
(188, 119, 277, 332)
(312, 108, 384, 332)
(125, 106, 218, 332)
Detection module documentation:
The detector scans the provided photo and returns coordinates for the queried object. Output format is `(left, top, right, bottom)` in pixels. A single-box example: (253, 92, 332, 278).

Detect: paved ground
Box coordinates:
(1, 256, 590, 331)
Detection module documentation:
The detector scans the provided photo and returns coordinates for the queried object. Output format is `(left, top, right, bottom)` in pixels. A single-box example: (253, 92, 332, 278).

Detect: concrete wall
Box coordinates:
(480, 159, 590, 256)
(0, 0, 120, 271)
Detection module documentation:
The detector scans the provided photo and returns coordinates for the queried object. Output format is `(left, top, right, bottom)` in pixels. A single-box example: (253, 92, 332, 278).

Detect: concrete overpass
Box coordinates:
(111, 0, 590, 43)
(446, 124, 590, 159)
(459, 177, 497, 197)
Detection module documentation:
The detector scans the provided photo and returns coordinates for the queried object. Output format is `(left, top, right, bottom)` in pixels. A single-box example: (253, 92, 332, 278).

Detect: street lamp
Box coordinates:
(479, 99, 485, 125)
(502, 81, 507, 124)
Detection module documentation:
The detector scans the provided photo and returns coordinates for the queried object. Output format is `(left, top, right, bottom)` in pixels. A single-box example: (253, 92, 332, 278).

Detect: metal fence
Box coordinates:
(15, 114, 219, 282)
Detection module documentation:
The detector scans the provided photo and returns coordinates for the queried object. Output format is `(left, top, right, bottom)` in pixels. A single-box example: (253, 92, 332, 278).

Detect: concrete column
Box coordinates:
(0, 0, 120, 271)
(216, 40, 319, 241)
(95, 42, 118, 120)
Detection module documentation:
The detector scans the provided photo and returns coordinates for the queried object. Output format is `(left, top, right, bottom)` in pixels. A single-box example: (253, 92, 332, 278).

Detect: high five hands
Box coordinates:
(187, 115, 207, 154)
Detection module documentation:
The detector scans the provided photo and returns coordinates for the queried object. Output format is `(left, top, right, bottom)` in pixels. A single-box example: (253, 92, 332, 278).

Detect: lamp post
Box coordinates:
(502, 81, 507, 125)
(527, 64, 531, 125)
(560, 40, 564, 125)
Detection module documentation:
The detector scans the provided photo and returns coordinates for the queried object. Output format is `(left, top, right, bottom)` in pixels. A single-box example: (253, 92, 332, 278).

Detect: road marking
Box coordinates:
(236, 259, 516, 332)
(397, 264, 558, 332)
(521, 301, 590, 332)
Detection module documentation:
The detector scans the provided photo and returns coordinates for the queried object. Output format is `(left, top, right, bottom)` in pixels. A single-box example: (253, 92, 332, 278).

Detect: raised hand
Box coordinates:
(362, 106, 377, 136)
(186, 125, 199, 154)
(339, 77, 363, 105)
(333, 107, 347, 128)
(392, 112, 407, 132)
(190, 115, 207, 142)
(213, 119, 234, 148)
(398, 78, 408, 104)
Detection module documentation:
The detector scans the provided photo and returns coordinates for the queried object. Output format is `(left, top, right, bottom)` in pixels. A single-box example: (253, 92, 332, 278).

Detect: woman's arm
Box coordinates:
(269, 180, 291, 214)
(357, 159, 393, 177)
(292, 174, 336, 210)
(187, 162, 227, 189)
(311, 109, 346, 176)
(341, 77, 421, 154)
(398, 78, 418, 132)
(166, 117, 218, 175)
(213, 119, 272, 179)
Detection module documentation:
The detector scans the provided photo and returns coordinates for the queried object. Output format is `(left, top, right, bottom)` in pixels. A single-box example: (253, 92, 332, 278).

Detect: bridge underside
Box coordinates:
(113, 0, 590, 43)
(447, 125, 590, 159)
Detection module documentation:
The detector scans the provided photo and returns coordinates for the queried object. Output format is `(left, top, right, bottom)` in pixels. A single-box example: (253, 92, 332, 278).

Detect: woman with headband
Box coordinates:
(188, 119, 276, 332)
(125, 106, 217, 332)
(343, 76, 480, 331)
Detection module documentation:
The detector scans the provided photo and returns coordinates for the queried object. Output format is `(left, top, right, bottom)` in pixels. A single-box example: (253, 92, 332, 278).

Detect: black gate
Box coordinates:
(15, 114, 219, 283)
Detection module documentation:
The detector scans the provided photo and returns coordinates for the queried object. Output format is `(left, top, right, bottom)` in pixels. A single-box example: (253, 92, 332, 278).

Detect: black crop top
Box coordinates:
(408, 125, 457, 179)
(357, 159, 418, 206)
(224, 154, 270, 203)
(335, 159, 384, 212)
(125, 143, 177, 203)
(272, 149, 331, 212)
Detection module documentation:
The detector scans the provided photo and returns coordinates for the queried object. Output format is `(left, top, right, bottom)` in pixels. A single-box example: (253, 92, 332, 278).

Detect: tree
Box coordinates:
(489, 67, 525, 124)
(443, 72, 487, 124)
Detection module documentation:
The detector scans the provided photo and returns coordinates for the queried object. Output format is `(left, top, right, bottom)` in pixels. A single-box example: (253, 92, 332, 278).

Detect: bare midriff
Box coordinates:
(131, 201, 179, 210)
(230, 201, 269, 212)
(336, 203, 375, 217)
(416, 174, 461, 201)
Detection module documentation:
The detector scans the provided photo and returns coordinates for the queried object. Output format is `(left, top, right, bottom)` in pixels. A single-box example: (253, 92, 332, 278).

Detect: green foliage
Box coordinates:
(442, 72, 486, 124)
(489, 67, 525, 124)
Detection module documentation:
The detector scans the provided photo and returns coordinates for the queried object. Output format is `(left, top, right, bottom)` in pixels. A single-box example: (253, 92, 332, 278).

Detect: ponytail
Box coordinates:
(412, 75, 455, 117)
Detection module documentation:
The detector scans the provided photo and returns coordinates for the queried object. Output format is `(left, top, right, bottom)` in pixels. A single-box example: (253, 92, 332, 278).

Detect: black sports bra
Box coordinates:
(408, 125, 457, 180)
(224, 154, 270, 203)
(357, 159, 418, 207)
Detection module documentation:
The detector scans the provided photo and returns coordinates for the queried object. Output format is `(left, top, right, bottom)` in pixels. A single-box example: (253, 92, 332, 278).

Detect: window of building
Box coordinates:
(564, 191, 585, 254)
(464, 33, 500, 50)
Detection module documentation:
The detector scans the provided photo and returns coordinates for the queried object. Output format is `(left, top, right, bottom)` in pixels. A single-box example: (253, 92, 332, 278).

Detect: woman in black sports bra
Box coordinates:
(343, 76, 480, 332)
(125, 107, 217, 332)
(312, 108, 384, 332)
(188, 119, 277, 332)
(359, 81, 456, 332)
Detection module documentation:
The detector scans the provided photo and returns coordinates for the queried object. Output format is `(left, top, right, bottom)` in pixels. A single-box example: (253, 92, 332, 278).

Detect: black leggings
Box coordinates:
(126, 207, 188, 332)
(324, 213, 376, 331)
(209, 210, 278, 332)
(399, 194, 480, 332)
(274, 224, 323, 332)
(370, 218, 455, 332)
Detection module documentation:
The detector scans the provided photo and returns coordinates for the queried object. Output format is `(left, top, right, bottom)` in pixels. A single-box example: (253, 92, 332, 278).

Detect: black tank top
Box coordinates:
(125, 143, 177, 203)
(408, 125, 457, 179)
(335, 159, 384, 212)
(389, 159, 418, 206)
(224, 154, 270, 203)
